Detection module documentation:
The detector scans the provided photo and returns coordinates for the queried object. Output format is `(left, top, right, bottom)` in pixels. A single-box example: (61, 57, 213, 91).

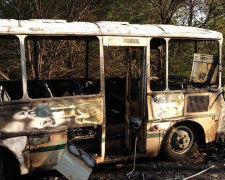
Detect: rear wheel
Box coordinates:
(162, 125, 198, 161)
(0, 157, 4, 180)
(0, 149, 20, 180)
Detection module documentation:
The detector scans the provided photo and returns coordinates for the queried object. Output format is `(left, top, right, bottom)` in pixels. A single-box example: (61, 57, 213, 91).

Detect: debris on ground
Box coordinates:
(22, 142, 225, 180)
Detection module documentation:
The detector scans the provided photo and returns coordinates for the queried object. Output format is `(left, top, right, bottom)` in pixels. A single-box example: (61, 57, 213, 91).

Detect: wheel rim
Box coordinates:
(0, 157, 4, 177)
(169, 126, 194, 154)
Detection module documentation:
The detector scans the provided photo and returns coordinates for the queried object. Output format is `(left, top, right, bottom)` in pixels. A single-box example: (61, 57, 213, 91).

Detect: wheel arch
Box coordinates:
(0, 142, 21, 175)
(159, 120, 205, 161)
(165, 120, 206, 145)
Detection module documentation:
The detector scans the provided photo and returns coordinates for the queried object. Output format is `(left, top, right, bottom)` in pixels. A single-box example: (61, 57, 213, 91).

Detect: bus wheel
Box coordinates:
(0, 157, 4, 180)
(162, 125, 198, 161)
(0, 150, 20, 180)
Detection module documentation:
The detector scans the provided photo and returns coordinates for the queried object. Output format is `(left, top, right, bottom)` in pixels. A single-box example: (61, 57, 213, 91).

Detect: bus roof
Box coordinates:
(0, 19, 222, 40)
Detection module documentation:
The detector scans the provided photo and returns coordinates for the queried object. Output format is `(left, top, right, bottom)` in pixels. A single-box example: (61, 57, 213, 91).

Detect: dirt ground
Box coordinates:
(22, 142, 225, 180)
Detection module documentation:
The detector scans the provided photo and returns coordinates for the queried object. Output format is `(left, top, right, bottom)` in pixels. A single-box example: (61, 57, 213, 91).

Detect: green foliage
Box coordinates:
(0, 0, 102, 21)
(0, 38, 21, 80)
(26, 38, 100, 80)
(97, 0, 155, 24)
(0, 0, 225, 83)
(104, 46, 127, 78)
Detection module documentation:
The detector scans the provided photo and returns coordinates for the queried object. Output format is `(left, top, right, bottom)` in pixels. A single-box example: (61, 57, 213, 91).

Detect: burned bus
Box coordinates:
(0, 19, 224, 179)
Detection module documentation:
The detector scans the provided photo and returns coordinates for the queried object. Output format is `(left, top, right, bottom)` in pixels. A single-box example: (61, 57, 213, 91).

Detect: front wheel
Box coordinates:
(161, 125, 198, 161)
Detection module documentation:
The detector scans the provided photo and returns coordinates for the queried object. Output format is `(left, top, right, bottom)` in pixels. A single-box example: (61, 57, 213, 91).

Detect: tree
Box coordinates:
(0, 0, 102, 21)
(0, 0, 105, 79)
(1, 0, 225, 81)
(148, 0, 186, 24)
(174, 0, 225, 29)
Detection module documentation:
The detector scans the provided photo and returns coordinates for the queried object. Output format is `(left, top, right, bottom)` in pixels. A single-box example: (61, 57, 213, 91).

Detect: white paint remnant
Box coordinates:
(0, 19, 221, 40)
(152, 122, 171, 130)
(151, 93, 184, 119)
(56, 147, 94, 180)
(1, 136, 28, 174)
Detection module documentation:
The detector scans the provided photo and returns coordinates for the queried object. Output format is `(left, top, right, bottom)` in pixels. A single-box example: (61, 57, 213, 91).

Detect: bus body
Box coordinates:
(0, 19, 224, 179)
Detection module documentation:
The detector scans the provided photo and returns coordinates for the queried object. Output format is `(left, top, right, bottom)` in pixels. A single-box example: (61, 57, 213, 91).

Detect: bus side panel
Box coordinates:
(0, 96, 104, 174)
(149, 93, 184, 120)
(145, 121, 171, 157)
(29, 132, 67, 172)
(0, 97, 103, 134)
(184, 92, 220, 143)
(0, 136, 29, 175)
(145, 93, 184, 156)
(145, 92, 220, 157)
(145, 129, 164, 157)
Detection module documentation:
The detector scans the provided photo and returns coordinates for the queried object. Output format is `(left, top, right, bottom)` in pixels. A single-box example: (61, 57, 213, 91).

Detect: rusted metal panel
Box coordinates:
(146, 91, 220, 157)
(187, 95, 209, 113)
(190, 53, 218, 85)
(146, 134, 161, 157)
(96, 124, 105, 164)
(0, 97, 103, 135)
(147, 96, 153, 120)
(29, 133, 67, 170)
(145, 115, 219, 157)
(184, 92, 220, 116)
(150, 93, 184, 119)
(217, 95, 225, 140)
(146, 122, 170, 156)
(193, 116, 218, 143)
(0, 96, 103, 174)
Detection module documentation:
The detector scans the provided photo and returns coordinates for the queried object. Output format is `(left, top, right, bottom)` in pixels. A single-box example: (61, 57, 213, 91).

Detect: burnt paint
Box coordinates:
(0, 97, 103, 135)
(0, 96, 103, 174)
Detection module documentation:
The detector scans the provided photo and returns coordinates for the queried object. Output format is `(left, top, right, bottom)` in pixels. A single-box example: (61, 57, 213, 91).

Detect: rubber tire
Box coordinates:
(161, 124, 198, 161)
(0, 149, 20, 180)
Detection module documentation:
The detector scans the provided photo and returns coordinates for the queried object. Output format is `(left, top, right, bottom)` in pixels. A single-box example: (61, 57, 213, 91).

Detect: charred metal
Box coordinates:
(0, 19, 224, 180)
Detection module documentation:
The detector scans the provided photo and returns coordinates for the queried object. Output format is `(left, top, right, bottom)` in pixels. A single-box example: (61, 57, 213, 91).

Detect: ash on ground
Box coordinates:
(22, 142, 225, 180)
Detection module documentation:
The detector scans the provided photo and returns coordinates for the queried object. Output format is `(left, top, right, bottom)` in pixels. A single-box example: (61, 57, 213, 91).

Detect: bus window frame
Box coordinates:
(148, 38, 223, 94)
(0, 35, 24, 102)
(16, 35, 104, 101)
